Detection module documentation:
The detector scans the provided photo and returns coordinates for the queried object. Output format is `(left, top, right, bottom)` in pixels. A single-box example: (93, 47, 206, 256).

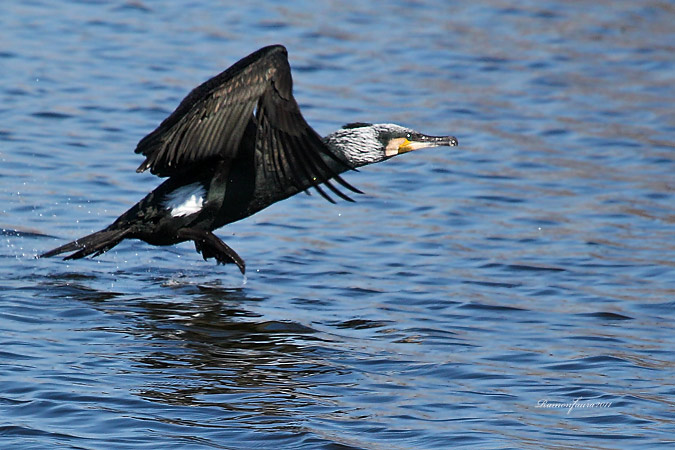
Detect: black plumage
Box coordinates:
(41, 45, 458, 273)
(134, 45, 358, 202)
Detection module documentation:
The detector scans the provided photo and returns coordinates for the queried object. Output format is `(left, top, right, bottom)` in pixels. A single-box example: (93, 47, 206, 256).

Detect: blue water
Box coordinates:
(2, 1, 674, 448)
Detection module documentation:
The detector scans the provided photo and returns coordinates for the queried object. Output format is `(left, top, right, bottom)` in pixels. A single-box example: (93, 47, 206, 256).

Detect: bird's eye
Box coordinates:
(405, 133, 412, 140)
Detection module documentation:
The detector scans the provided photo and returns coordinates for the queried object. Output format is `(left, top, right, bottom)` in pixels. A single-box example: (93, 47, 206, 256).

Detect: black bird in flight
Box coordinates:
(41, 45, 458, 273)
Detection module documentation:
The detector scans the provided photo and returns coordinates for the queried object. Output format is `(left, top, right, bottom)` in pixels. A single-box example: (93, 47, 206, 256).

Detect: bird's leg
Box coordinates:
(176, 228, 246, 274)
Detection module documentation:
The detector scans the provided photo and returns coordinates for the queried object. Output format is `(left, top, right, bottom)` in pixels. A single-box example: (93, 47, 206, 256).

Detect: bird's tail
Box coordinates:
(40, 227, 131, 260)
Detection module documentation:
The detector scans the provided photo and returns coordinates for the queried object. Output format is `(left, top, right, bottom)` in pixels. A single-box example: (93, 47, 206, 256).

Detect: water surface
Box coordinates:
(1, 1, 674, 448)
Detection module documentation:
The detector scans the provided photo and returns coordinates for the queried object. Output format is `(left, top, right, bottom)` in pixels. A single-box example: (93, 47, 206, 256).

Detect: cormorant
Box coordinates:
(41, 45, 458, 273)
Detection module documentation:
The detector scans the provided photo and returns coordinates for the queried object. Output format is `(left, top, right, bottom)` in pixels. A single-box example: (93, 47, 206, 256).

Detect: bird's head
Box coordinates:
(324, 122, 458, 168)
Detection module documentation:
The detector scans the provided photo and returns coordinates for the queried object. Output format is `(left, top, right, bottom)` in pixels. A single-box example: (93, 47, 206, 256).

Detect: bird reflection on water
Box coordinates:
(41, 271, 337, 417)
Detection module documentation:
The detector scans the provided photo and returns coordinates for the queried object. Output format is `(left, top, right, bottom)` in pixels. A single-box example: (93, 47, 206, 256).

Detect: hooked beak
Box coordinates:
(386, 134, 459, 157)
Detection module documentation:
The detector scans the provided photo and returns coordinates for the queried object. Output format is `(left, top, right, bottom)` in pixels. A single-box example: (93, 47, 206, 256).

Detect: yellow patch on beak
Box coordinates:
(385, 137, 412, 157)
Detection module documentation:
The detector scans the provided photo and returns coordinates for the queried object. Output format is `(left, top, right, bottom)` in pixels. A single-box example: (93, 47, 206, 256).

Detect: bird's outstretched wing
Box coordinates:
(134, 45, 359, 202)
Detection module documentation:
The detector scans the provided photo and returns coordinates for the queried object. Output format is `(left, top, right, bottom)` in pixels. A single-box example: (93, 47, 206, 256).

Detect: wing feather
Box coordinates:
(134, 44, 361, 203)
(135, 47, 276, 176)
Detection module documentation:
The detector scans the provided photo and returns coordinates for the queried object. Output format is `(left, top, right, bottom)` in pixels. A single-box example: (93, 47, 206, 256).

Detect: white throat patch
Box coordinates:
(163, 182, 206, 217)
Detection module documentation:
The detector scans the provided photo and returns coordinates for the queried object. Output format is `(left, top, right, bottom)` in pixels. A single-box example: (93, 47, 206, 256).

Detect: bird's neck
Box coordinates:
(320, 141, 354, 175)
(322, 127, 385, 169)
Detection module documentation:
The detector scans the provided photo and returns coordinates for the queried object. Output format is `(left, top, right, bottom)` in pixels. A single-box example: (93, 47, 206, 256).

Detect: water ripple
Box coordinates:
(1, 0, 674, 448)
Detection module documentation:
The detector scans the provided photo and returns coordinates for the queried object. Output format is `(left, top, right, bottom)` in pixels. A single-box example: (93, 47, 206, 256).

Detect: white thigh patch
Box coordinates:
(163, 183, 206, 217)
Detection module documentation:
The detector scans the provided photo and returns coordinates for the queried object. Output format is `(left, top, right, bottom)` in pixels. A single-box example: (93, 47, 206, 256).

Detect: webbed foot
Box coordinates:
(177, 228, 246, 274)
